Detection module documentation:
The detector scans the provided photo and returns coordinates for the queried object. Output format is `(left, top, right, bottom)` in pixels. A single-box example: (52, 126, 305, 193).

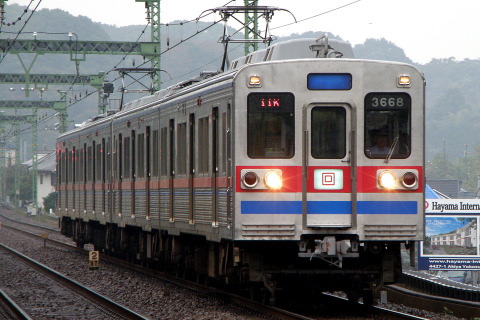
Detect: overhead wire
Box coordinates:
(0, 0, 42, 64)
(271, 0, 362, 31)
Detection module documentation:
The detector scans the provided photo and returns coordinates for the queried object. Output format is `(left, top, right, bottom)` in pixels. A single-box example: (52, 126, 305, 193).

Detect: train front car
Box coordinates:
(232, 39, 425, 304)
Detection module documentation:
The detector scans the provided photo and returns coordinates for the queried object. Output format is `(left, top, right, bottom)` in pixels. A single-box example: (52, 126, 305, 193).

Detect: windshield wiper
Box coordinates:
(384, 135, 399, 163)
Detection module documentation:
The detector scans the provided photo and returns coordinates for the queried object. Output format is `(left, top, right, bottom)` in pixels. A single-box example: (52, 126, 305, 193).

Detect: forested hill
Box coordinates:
(1, 3, 480, 164)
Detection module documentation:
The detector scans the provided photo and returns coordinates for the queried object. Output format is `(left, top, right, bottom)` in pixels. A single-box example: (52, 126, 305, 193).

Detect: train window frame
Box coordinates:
(87, 145, 93, 182)
(247, 92, 295, 159)
(152, 129, 159, 178)
(310, 106, 347, 159)
(95, 142, 102, 182)
(198, 116, 209, 174)
(137, 132, 145, 179)
(123, 136, 131, 179)
(364, 92, 412, 159)
(177, 122, 187, 175)
(160, 127, 168, 176)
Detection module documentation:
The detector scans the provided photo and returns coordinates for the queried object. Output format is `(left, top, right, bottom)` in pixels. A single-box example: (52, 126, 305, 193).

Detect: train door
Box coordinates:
(146, 126, 151, 219)
(118, 134, 123, 215)
(82, 145, 87, 213)
(131, 130, 136, 216)
(169, 119, 175, 221)
(303, 104, 355, 227)
(212, 107, 219, 226)
(188, 113, 195, 223)
(101, 138, 106, 214)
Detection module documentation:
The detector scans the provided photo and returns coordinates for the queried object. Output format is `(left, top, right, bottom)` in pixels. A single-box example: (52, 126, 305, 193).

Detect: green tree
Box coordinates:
(43, 192, 57, 213)
(4, 165, 32, 204)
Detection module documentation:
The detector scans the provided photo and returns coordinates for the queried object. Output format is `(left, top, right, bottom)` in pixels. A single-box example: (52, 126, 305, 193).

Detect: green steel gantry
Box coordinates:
(244, 0, 259, 55)
(0, 72, 107, 114)
(136, 0, 161, 90)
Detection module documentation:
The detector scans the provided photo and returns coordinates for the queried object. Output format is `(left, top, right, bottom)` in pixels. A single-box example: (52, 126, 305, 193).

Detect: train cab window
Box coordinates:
(364, 93, 411, 159)
(311, 107, 346, 159)
(247, 93, 295, 158)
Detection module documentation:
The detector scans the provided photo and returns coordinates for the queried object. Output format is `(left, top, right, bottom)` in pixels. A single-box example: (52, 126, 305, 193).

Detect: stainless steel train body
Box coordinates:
(57, 38, 425, 303)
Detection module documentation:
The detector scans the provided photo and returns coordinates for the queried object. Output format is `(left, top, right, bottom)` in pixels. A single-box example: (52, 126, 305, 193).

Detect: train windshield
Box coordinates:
(247, 92, 295, 158)
(311, 107, 346, 159)
(364, 93, 411, 159)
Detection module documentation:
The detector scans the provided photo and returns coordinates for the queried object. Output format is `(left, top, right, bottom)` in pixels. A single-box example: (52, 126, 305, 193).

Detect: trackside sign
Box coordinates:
(419, 199, 479, 271)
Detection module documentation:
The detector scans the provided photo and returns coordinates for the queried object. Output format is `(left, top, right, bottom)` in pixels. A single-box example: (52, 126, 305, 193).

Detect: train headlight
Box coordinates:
(402, 171, 418, 188)
(264, 170, 282, 189)
(378, 171, 396, 189)
(242, 172, 259, 188)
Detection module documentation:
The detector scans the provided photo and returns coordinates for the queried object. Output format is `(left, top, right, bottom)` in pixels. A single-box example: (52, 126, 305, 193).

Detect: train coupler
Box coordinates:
(298, 237, 359, 268)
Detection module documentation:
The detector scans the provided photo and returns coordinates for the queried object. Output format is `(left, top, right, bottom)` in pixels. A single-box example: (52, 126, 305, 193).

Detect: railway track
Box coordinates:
(0, 242, 149, 319)
(0, 210, 462, 320)
(0, 287, 31, 320)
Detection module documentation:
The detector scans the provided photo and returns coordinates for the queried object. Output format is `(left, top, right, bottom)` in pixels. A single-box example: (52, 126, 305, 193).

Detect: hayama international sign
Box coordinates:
(419, 199, 480, 270)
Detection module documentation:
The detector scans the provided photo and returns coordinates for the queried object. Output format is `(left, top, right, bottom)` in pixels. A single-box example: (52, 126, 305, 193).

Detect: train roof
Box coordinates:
(229, 37, 354, 70)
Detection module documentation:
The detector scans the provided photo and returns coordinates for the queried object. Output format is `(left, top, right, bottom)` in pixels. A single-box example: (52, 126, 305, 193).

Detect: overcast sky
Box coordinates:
(6, 0, 480, 64)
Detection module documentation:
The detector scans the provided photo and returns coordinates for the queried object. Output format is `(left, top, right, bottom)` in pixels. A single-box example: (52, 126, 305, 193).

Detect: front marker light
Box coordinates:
(378, 171, 396, 189)
(264, 170, 282, 189)
(402, 172, 418, 188)
(242, 172, 259, 188)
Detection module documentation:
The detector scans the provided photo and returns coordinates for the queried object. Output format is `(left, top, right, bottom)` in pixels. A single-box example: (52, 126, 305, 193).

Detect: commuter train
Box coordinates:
(56, 36, 425, 305)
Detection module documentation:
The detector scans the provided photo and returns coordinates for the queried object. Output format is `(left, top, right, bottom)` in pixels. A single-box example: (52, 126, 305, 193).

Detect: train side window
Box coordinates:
(83, 145, 87, 183)
(123, 136, 131, 179)
(160, 127, 167, 176)
(364, 93, 411, 159)
(138, 133, 145, 178)
(96, 142, 102, 182)
(93, 142, 97, 183)
(177, 122, 187, 175)
(151, 130, 160, 177)
(87, 145, 93, 182)
(146, 126, 151, 179)
(64, 148, 69, 184)
(247, 92, 295, 158)
(311, 107, 346, 159)
(72, 147, 76, 184)
(118, 134, 123, 180)
(189, 114, 195, 176)
(198, 116, 209, 173)
(131, 130, 136, 179)
(105, 138, 109, 183)
(221, 111, 227, 175)
(75, 148, 80, 184)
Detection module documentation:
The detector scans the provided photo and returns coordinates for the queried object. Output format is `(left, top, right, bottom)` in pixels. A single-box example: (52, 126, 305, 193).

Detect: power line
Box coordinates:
(0, 0, 42, 64)
(271, 0, 362, 31)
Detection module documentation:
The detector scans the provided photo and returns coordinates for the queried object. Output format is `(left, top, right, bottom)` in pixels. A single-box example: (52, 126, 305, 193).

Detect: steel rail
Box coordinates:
(0, 288, 32, 320)
(0, 243, 150, 320)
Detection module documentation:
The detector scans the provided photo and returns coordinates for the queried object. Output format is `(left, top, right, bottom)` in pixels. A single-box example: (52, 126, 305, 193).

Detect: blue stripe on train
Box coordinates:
(241, 201, 417, 214)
